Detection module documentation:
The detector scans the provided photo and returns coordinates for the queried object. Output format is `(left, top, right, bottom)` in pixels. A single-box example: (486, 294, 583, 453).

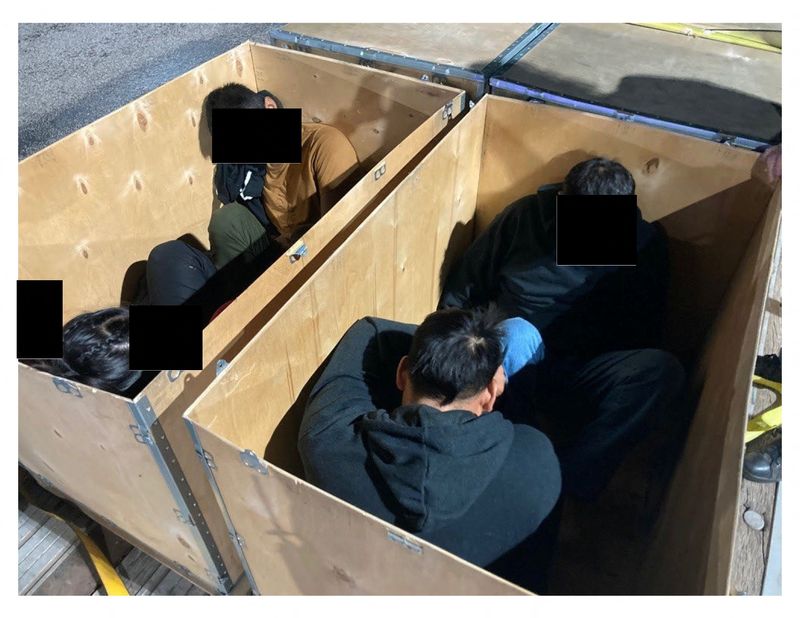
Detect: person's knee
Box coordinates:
(147, 239, 187, 268)
(501, 317, 545, 377)
(208, 203, 243, 241)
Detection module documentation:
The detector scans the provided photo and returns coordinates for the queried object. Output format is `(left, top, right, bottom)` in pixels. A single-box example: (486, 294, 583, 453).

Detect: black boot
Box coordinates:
(743, 427, 781, 483)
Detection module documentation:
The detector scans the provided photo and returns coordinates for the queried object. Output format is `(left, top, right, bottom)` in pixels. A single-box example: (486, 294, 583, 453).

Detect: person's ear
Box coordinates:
(396, 356, 409, 392)
(263, 96, 278, 109)
(482, 366, 505, 412)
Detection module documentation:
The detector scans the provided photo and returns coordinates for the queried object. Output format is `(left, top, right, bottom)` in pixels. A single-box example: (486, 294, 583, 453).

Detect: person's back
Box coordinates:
(438, 158, 684, 500)
(440, 158, 669, 357)
(299, 309, 561, 588)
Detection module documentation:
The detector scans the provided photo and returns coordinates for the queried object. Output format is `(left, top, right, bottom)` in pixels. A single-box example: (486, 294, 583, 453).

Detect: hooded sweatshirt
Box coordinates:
(299, 317, 561, 568)
(439, 184, 669, 357)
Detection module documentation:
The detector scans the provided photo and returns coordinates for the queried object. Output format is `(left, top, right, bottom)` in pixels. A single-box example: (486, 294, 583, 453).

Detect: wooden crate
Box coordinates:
(490, 23, 782, 148)
(18, 41, 464, 594)
(269, 23, 549, 101)
(185, 94, 780, 595)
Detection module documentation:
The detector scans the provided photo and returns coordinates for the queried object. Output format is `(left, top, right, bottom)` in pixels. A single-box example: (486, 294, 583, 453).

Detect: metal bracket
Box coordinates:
(166, 369, 182, 383)
(288, 242, 308, 264)
(215, 359, 228, 376)
(127, 398, 233, 592)
(373, 163, 387, 181)
(386, 530, 423, 555)
(240, 449, 269, 475)
(52, 377, 82, 397)
(229, 531, 247, 549)
(174, 508, 196, 526)
(184, 419, 261, 596)
(442, 102, 454, 120)
(129, 424, 153, 445)
(32, 472, 54, 489)
(196, 447, 217, 470)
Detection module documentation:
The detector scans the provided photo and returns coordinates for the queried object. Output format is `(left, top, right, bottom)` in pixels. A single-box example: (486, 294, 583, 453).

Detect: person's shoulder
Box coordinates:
(505, 425, 560, 484)
(305, 122, 355, 149)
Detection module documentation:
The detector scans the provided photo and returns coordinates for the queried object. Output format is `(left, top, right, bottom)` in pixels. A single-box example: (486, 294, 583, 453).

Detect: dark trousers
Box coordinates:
(146, 240, 216, 306)
(507, 348, 685, 500)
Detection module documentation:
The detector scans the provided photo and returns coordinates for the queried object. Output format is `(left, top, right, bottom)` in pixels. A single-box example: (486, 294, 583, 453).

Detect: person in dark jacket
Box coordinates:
(439, 158, 685, 500)
(299, 308, 561, 591)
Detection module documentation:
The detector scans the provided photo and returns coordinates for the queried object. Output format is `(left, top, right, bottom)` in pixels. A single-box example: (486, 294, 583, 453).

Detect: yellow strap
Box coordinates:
(746, 375, 782, 443)
(630, 23, 782, 53)
(20, 489, 129, 596)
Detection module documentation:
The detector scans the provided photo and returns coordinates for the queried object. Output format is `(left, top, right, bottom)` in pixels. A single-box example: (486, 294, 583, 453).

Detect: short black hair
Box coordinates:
(564, 157, 636, 195)
(406, 307, 505, 406)
(202, 83, 283, 131)
(22, 307, 141, 395)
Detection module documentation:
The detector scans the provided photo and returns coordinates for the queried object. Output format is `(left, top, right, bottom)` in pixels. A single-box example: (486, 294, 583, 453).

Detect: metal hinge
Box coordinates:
(229, 530, 247, 549)
(442, 101, 454, 120)
(386, 530, 423, 555)
(52, 377, 82, 397)
(32, 472, 54, 489)
(174, 508, 196, 526)
(215, 359, 229, 376)
(373, 162, 387, 181)
(196, 447, 217, 470)
(129, 424, 153, 445)
(240, 449, 269, 475)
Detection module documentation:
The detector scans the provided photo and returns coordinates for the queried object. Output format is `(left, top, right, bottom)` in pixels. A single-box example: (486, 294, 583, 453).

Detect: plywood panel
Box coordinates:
(476, 95, 769, 356)
(17, 365, 214, 588)
(201, 87, 464, 369)
(643, 183, 781, 594)
(250, 42, 462, 170)
(191, 424, 526, 595)
(188, 107, 484, 447)
(498, 23, 781, 141)
(282, 23, 534, 70)
(19, 43, 256, 321)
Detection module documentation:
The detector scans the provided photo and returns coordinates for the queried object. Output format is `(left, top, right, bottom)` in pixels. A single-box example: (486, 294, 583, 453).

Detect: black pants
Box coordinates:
(146, 234, 282, 322)
(146, 240, 216, 306)
(508, 349, 685, 500)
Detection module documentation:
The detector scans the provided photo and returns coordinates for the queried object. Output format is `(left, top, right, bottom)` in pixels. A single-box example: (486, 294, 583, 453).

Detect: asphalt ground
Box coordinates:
(18, 23, 280, 159)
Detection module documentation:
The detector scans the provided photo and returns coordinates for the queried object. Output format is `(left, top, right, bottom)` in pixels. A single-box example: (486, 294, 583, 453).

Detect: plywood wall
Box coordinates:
(187, 99, 486, 458)
(475, 96, 771, 356)
(250, 43, 460, 170)
(19, 43, 257, 322)
(642, 183, 780, 594)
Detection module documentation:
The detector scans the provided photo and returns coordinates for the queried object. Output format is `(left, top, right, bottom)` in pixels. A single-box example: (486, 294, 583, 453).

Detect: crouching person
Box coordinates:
(298, 307, 561, 592)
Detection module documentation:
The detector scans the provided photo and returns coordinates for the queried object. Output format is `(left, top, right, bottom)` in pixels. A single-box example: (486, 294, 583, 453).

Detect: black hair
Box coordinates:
(22, 307, 142, 396)
(203, 82, 283, 131)
(406, 307, 505, 406)
(563, 157, 636, 196)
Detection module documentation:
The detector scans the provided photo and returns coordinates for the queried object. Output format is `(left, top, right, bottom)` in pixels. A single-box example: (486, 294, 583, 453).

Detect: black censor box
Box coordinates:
(129, 305, 203, 371)
(17, 280, 63, 359)
(556, 195, 638, 266)
(211, 108, 302, 164)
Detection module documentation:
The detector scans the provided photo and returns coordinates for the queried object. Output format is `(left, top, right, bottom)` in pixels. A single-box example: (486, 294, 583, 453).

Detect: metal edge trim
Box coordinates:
(268, 28, 485, 82)
(127, 397, 231, 594)
(489, 78, 771, 151)
(183, 418, 262, 596)
(483, 23, 558, 76)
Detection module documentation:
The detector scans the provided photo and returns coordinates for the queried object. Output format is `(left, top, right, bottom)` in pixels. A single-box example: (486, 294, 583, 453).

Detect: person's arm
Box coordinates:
(300, 317, 414, 442)
(438, 199, 526, 310)
(311, 126, 360, 216)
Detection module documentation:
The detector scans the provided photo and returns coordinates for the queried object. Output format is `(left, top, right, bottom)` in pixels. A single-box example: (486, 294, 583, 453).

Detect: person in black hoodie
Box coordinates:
(299, 308, 561, 591)
(439, 158, 685, 500)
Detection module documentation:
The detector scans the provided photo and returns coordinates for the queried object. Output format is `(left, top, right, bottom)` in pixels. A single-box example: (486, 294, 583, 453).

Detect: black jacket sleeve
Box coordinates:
(299, 317, 415, 443)
(438, 199, 528, 310)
